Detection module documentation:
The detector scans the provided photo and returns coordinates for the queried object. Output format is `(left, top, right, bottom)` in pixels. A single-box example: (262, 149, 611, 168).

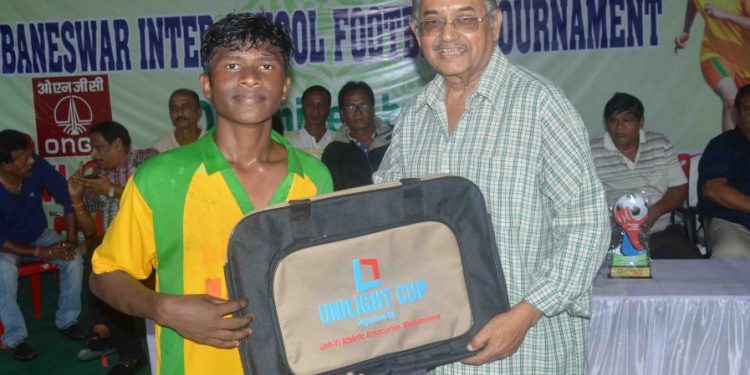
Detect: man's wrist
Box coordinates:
(33, 246, 42, 258)
(517, 300, 543, 327)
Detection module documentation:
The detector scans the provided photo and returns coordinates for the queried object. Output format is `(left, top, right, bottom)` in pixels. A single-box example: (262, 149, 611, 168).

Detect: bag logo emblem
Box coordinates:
(352, 258, 381, 293)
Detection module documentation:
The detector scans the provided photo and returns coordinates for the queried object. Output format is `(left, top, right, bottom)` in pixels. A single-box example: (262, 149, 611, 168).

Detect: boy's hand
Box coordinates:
(154, 294, 254, 348)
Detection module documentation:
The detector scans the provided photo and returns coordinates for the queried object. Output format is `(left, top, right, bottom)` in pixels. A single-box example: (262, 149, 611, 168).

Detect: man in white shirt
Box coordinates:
(151, 89, 206, 152)
(285, 85, 334, 159)
(590, 92, 701, 258)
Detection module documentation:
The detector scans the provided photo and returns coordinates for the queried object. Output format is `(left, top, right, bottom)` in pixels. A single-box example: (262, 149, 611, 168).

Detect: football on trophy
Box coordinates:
(614, 193, 648, 219)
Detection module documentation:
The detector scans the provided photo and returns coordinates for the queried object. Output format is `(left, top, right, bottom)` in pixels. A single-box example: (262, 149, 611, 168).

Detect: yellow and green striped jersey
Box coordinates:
(92, 130, 332, 375)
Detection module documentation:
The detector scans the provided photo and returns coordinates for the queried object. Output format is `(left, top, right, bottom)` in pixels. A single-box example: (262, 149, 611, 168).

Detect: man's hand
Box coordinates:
(462, 301, 542, 365)
(68, 174, 84, 201)
(78, 175, 113, 196)
(154, 294, 254, 348)
(641, 215, 656, 233)
(38, 242, 76, 261)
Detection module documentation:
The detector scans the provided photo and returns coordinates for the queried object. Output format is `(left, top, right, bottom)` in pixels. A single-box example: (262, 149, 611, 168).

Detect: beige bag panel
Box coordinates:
(273, 221, 472, 375)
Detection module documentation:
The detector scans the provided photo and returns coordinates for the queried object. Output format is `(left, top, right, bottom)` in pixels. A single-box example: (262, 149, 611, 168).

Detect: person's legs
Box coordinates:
(648, 224, 702, 259)
(109, 313, 144, 362)
(106, 313, 145, 374)
(78, 286, 119, 360)
(0, 253, 27, 347)
(31, 229, 83, 329)
(709, 218, 750, 259)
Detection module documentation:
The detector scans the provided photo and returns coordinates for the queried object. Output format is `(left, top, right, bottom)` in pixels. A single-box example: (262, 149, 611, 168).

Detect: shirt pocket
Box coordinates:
(473, 155, 536, 228)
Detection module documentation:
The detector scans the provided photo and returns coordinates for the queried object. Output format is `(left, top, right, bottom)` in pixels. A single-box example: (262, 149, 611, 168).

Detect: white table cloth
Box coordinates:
(589, 259, 750, 375)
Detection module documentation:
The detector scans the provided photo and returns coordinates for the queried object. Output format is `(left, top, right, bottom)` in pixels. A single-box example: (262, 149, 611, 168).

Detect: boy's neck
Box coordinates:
(214, 122, 278, 165)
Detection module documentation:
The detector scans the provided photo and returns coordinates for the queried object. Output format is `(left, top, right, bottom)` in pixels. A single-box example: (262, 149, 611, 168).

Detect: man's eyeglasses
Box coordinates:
(416, 12, 491, 36)
(342, 104, 372, 113)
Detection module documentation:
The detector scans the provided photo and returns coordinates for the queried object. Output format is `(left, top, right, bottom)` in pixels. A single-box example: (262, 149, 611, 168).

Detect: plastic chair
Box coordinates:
(672, 153, 711, 257)
(677, 153, 691, 178)
(19, 262, 60, 319)
(0, 320, 5, 349)
(0, 260, 59, 350)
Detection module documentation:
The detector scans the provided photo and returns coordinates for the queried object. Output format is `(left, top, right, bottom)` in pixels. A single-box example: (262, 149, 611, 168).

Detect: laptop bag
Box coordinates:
(225, 175, 510, 375)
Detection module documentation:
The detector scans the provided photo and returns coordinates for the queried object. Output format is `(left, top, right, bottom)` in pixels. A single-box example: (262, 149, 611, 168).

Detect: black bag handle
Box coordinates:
(401, 178, 424, 219)
(289, 199, 312, 243)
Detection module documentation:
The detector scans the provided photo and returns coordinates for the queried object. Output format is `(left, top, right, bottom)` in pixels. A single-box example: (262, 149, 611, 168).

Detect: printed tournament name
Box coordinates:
(0, 7, 416, 75)
(318, 280, 427, 327)
(1, 0, 663, 75)
(319, 313, 441, 351)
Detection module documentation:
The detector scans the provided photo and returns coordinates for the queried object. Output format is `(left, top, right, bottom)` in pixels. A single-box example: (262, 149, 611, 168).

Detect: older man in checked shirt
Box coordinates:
(373, 0, 609, 373)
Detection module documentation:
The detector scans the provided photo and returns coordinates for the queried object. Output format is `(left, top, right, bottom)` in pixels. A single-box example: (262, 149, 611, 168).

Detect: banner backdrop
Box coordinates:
(1, 0, 743, 177)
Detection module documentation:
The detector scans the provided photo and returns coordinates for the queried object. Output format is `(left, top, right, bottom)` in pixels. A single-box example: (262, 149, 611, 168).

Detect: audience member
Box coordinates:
(322, 81, 392, 190)
(590, 93, 701, 258)
(0, 129, 85, 361)
(698, 83, 750, 258)
(88, 13, 332, 375)
(374, 0, 609, 372)
(68, 120, 157, 373)
(285, 85, 334, 158)
(151, 89, 207, 152)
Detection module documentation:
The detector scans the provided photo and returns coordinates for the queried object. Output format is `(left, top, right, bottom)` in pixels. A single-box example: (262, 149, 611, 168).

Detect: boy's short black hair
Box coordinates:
(603, 92, 644, 124)
(200, 13, 293, 76)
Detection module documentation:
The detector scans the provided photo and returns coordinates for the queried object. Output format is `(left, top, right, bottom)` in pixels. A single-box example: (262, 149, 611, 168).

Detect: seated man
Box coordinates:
(590, 93, 700, 258)
(151, 88, 207, 152)
(69, 121, 157, 373)
(0, 129, 85, 361)
(698, 83, 750, 259)
(285, 85, 334, 158)
(88, 13, 332, 375)
(322, 81, 392, 190)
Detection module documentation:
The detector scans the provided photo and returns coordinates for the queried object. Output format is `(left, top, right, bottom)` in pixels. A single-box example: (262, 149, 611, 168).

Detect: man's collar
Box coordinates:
(301, 124, 329, 139)
(603, 129, 646, 151)
(471, 47, 508, 104)
(413, 46, 506, 111)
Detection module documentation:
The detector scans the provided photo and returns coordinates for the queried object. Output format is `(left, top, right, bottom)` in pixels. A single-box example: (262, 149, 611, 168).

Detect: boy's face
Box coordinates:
(200, 43, 290, 128)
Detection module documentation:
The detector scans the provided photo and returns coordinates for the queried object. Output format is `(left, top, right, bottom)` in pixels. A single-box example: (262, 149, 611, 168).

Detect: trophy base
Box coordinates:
(609, 265, 651, 279)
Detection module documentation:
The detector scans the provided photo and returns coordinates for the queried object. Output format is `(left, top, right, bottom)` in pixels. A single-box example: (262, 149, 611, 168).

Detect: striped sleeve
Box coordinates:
(91, 177, 157, 280)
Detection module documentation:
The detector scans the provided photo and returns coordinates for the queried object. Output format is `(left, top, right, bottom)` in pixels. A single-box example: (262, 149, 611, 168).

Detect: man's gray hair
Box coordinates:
(411, 0, 498, 20)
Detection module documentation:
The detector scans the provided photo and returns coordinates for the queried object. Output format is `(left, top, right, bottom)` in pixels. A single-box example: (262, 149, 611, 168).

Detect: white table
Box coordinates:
(589, 259, 750, 375)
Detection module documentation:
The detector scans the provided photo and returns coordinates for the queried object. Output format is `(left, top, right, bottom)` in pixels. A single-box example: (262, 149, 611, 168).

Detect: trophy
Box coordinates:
(608, 193, 652, 278)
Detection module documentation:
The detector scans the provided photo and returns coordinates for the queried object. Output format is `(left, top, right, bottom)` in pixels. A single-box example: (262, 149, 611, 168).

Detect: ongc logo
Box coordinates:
(54, 95, 93, 136)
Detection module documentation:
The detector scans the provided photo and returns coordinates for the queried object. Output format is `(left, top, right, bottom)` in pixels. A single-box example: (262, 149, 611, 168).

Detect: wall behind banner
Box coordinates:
(0, 0, 728, 177)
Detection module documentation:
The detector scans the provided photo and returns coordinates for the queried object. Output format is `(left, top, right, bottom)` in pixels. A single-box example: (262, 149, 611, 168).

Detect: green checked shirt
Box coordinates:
(374, 47, 609, 374)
